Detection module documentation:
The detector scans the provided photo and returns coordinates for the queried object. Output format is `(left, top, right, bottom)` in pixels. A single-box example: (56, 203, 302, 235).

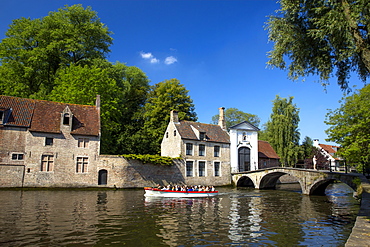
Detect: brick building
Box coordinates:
(0, 95, 101, 187)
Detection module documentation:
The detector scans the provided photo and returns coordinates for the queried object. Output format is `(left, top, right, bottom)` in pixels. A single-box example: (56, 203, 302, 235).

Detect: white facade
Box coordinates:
(229, 122, 259, 173)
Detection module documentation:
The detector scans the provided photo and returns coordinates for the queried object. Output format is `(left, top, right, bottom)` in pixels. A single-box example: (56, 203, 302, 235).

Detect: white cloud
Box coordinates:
(140, 51, 177, 65)
(164, 56, 177, 65)
(140, 52, 154, 59)
(150, 58, 160, 64)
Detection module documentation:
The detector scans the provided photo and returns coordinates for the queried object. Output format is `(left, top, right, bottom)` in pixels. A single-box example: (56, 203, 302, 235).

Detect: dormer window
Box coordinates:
(0, 111, 3, 124)
(61, 106, 73, 131)
(200, 132, 206, 140)
(0, 108, 11, 125)
(63, 113, 70, 125)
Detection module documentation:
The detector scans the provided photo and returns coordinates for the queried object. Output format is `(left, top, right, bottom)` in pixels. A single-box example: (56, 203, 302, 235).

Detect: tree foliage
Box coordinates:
(0, 4, 113, 98)
(211, 107, 260, 128)
(263, 96, 300, 167)
(142, 79, 197, 154)
(266, 0, 370, 91)
(300, 136, 315, 160)
(325, 84, 370, 171)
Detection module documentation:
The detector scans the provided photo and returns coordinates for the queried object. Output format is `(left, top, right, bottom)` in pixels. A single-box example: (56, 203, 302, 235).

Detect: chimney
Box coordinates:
(218, 107, 226, 130)
(95, 95, 101, 109)
(313, 139, 319, 147)
(170, 110, 179, 123)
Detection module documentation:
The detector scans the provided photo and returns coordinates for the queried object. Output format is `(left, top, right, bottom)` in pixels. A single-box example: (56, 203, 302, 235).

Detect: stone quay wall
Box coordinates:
(0, 155, 232, 188)
(98, 155, 231, 188)
(345, 176, 370, 247)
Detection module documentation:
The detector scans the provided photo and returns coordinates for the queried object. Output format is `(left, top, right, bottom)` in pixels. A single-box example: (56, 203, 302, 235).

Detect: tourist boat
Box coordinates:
(144, 187, 218, 198)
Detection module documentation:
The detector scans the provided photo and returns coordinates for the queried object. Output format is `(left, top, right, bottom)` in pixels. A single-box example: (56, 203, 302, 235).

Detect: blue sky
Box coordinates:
(1, 0, 363, 145)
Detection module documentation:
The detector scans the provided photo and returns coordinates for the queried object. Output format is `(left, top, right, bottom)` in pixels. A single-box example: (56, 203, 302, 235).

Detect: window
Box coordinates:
(166, 132, 168, 138)
(214, 162, 220, 176)
(200, 132, 206, 140)
(45, 137, 53, 146)
(41, 155, 54, 172)
(12, 153, 24, 160)
(199, 144, 205, 156)
(214, 146, 220, 157)
(198, 161, 206, 177)
(174, 130, 176, 136)
(76, 157, 88, 173)
(63, 113, 70, 125)
(186, 143, 193, 155)
(0, 111, 3, 124)
(186, 161, 194, 177)
(243, 132, 247, 141)
(78, 138, 89, 148)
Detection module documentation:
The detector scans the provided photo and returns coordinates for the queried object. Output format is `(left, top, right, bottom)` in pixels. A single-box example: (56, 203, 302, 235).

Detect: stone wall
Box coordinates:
(0, 165, 24, 187)
(22, 130, 100, 188)
(0, 155, 232, 188)
(98, 155, 232, 188)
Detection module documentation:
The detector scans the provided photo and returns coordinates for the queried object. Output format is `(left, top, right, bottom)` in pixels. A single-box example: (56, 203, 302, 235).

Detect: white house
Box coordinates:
(313, 139, 344, 171)
(229, 121, 260, 173)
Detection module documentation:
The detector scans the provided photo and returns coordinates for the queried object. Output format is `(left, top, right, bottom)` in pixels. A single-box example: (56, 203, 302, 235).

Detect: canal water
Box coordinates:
(0, 183, 359, 246)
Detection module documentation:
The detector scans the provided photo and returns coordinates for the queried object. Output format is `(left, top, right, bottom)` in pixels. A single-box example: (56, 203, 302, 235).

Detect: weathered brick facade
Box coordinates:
(0, 95, 101, 188)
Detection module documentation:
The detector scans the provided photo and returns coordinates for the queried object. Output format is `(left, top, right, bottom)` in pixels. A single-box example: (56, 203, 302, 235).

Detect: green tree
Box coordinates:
(263, 95, 301, 167)
(298, 136, 315, 167)
(0, 4, 112, 98)
(325, 84, 370, 172)
(114, 64, 150, 154)
(266, 0, 370, 91)
(142, 78, 197, 154)
(47, 60, 150, 154)
(211, 107, 260, 128)
(300, 136, 314, 160)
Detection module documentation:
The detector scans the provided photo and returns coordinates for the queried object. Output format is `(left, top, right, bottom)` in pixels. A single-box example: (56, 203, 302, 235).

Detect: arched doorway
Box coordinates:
(238, 147, 250, 172)
(98, 169, 108, 185)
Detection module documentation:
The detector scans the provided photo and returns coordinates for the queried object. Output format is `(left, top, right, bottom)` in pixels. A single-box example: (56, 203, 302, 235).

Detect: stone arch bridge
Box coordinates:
(232, 167, 362, 195)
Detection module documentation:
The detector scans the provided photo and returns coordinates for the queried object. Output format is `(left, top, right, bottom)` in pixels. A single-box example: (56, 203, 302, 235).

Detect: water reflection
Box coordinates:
(0, 183, 359, 246)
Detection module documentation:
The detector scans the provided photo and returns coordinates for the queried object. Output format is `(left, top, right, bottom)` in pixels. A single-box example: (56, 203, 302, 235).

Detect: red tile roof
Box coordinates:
(318, 144, 341, 160)
(176, 121, 230, 143)
(0, 95, 100, 136)
(0, 95, 35, 127)
(258, 140, 280, 159)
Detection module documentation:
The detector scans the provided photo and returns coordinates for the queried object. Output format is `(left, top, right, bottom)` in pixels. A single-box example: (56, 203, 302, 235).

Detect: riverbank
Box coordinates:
(345, 175, 370, 247)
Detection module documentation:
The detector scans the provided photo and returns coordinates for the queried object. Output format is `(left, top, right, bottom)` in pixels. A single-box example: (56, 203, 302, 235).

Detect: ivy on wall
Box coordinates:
(121, 154, 181, 166)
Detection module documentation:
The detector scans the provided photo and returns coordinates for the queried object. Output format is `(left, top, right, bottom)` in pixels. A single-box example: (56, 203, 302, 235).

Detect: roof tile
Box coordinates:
(0, 95, 100, 136)
(176, 121, 230, 143)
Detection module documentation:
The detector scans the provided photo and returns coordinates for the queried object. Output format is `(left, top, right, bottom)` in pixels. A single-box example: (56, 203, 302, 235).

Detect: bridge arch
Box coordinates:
(236, 175, 255, 187)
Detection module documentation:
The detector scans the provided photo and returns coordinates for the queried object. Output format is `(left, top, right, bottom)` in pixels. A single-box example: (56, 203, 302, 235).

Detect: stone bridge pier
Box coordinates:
(232, 167, 360, 195)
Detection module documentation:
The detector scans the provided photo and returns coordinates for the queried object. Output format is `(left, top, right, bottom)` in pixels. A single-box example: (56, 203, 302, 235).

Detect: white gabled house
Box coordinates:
(313, 139, 344, 171)
(161, 108, 231, 186)
(229, 121, 260, 173)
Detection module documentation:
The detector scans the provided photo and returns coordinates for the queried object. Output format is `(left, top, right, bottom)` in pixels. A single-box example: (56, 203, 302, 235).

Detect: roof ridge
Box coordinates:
(1, 95, 96, 108)
(181, 120, 220, 127)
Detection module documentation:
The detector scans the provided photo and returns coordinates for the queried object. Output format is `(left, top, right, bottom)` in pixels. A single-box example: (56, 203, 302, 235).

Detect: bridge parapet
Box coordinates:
(232, 167, 362, 195)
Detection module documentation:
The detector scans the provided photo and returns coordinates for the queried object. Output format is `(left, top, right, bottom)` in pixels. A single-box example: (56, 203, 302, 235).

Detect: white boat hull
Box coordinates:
(144, 188, 218, 198)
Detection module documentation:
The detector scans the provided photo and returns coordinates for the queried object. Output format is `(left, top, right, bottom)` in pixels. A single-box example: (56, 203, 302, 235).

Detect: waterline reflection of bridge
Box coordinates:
(232, 167, 362, 195)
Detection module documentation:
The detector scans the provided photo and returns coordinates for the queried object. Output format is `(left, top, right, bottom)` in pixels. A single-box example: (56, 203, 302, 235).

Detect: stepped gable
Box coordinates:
(176, 120, 230, 143)
(0, 95, 100, 136)
(258, 140, 280, 159)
